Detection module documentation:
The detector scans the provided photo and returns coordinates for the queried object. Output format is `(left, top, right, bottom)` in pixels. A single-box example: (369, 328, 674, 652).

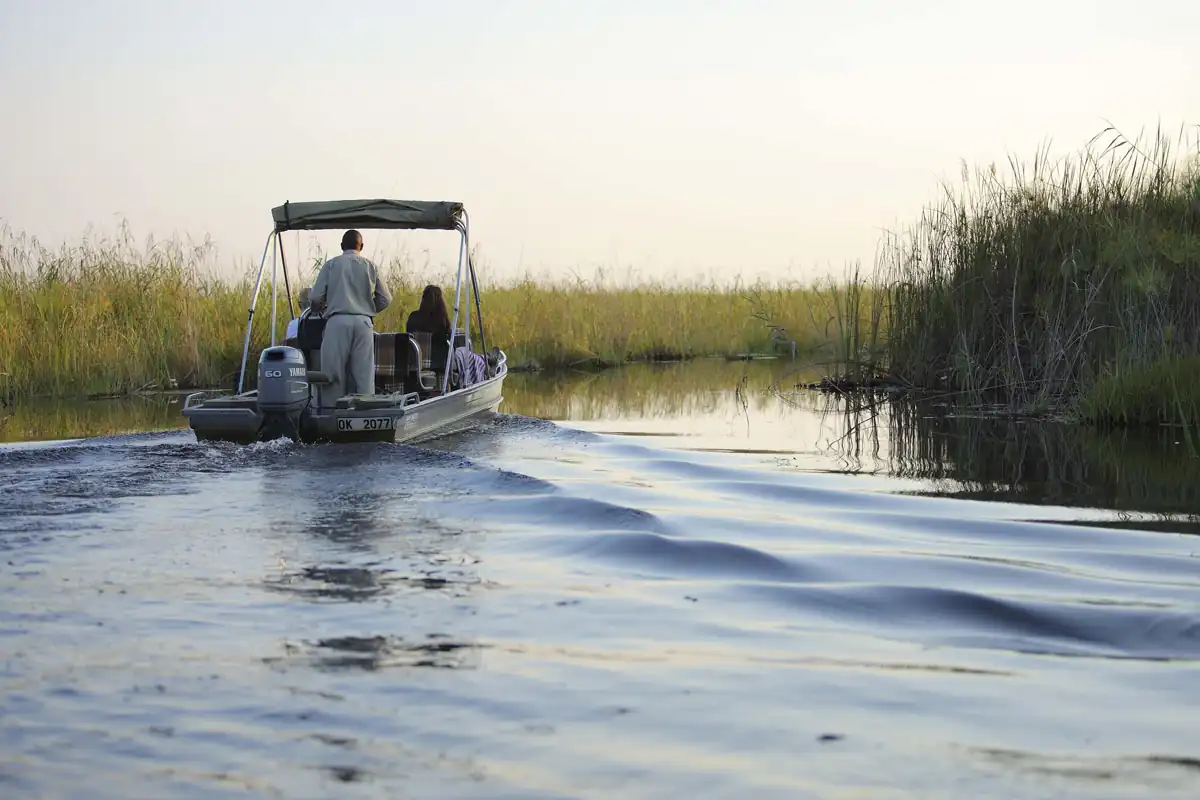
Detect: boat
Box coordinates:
(182, 198, 507, 445)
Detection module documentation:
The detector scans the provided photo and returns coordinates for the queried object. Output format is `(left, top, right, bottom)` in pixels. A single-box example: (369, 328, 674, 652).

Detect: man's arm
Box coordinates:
(372, 261, 392, 314)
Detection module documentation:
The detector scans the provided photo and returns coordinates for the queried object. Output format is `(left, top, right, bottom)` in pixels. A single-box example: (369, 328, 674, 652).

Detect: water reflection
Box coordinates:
(6, 362, 1200, 798)
(503, 358, 824, 421)
(812, 396, 1200, 527)
(267, 563, 396, 603)
(302, 490, 394, 547)
(280, 490, 486, 597)
(267, 634, 484, 673)
(6, 360, 1199, 525)
(0, 393, 188, 443)
(510, 361, 1200, 526)
(243, 442, 491, 681)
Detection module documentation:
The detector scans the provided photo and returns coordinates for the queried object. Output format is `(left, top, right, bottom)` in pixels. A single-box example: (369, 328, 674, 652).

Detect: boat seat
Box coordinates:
(407, 331, 451, 395)
(429, 334, 450, 380)
(410, 331, 433, 368)
(296, 316, 327, 351)
(296, 316, 327, 374)
(374, 332, 427, 396)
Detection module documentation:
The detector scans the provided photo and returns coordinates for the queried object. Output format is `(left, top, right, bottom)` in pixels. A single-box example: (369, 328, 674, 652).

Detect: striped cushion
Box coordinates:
(410, 331, 433, 369)
(374, 333, 397, 378)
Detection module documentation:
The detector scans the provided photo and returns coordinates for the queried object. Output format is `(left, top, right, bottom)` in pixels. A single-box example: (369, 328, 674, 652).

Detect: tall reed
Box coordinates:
(0, 223, 262, 399)
(881, 125, 1200, 423)
(776, 125, 1200, 429)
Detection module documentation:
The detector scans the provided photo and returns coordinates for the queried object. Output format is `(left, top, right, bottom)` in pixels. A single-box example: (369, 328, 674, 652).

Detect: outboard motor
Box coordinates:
(256, 346, 310, 441)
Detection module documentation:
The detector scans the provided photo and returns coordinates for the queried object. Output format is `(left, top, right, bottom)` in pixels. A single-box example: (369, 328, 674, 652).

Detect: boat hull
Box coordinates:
(184, 366, 505, 446)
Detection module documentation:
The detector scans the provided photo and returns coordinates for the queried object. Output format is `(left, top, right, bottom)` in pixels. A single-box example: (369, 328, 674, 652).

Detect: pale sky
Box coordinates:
(1, 0, 1197, 284)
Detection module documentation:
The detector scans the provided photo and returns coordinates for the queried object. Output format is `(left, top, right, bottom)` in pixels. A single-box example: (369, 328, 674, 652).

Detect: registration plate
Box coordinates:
(337, 416, 395, 432)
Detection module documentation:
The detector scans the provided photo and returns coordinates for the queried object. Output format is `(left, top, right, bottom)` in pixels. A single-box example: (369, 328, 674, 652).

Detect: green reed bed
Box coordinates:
(0, 226, 255, 399)
(816, 126, 1200, 429)
(0, 226, 853, 399)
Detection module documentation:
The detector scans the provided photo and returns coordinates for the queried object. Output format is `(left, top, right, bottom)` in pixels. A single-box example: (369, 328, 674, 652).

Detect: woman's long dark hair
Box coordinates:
(417, 284, 451, 333)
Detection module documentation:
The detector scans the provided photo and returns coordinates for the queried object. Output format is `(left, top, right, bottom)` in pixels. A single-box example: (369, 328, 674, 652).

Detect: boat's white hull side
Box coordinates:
(184, 361, 506, 446)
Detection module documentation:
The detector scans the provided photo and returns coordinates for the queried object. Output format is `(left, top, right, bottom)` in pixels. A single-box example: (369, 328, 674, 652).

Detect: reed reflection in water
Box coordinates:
(0, 393, 189, 444)
(5, 359, 1200, 523)
(801, 393, 1200, 528)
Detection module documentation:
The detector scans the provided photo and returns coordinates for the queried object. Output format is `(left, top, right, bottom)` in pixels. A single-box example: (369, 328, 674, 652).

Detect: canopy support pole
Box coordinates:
(469, 252, 486, 356)
(237, 231, 275, 395)
(461, 217, 471, 355)
(442, 224, 468, 393)
(279, 233, 295, 321)
(270, 232, 279, 347)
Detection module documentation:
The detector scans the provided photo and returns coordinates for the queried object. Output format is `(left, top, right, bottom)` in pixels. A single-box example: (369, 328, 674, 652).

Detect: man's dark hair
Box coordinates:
(341, 230, 362, 251)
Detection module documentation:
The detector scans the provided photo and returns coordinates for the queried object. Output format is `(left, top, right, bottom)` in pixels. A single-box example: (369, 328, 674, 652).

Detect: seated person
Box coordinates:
(285, 287, 312, 345)
(406, 284, 452, 371)
(406, 285, 451, 339)
(450, 344, 489, 389)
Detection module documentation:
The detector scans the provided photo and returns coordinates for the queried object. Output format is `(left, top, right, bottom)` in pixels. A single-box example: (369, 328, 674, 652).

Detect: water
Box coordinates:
(3, 360, 1199, 798)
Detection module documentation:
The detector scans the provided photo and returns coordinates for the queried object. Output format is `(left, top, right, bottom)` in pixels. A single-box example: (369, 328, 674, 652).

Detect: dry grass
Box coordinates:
(366, 262, 883, 372)
(0, 224, 859, 399)
(0, 223, 255, 398)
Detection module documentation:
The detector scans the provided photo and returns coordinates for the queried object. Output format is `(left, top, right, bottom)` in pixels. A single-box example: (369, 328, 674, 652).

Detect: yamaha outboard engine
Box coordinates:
(256, 346, 310, 441)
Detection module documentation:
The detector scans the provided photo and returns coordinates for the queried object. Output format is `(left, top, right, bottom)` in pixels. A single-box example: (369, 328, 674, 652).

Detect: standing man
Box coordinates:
(309, 229, 392, 404)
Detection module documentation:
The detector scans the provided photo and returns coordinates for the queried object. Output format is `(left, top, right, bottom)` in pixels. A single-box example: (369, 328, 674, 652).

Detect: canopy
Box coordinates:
(271, 199, 464, 232)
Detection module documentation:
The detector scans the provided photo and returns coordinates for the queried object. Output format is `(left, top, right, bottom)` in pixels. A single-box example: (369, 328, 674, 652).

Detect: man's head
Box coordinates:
(298, 287, 311, 309)
(341, 229, 363, 252)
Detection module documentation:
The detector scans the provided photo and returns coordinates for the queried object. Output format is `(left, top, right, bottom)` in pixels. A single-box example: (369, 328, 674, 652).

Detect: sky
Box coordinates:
(0, 0, 1197, 284)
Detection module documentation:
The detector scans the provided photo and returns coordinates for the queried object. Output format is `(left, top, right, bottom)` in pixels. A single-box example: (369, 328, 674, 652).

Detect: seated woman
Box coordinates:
(406, 285, 451, 341)
(406, 285, 451, 373)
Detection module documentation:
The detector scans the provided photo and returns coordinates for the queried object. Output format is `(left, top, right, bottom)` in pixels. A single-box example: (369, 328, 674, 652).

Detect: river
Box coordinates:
(2, 359, 1198, 798)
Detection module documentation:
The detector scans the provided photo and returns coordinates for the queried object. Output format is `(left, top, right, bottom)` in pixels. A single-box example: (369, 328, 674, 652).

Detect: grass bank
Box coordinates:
(0, 224, 874, 399)
(787, 126, 1200, 430)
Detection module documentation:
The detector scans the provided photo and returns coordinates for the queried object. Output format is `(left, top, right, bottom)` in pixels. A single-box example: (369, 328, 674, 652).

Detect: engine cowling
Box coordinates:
(256, 346, 309, 440)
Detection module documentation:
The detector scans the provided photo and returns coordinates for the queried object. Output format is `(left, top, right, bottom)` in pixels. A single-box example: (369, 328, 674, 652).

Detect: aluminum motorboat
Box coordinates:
(183, 198, 507, 444)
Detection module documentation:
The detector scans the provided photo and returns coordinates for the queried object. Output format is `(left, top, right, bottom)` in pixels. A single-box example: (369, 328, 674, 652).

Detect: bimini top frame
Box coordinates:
(236, 198, 486, 396)
(271, 199, 464, 232)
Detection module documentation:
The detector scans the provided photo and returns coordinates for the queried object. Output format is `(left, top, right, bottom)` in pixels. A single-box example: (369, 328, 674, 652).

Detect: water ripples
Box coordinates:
(2, 404, 1199, 798)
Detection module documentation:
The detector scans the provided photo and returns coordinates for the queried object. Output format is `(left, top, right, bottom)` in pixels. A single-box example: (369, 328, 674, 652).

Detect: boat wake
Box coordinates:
(2, 414, 1199, 798)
